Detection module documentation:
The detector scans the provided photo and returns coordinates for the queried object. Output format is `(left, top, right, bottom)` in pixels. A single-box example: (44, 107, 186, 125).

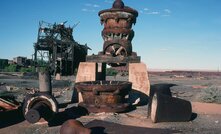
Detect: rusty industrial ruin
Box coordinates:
(0, 1, 195, 133)
(75, 0, 143, 113)
(23, 71, 58, 123)
(86, 0, 140, 66)
(34, 21, 90, 76)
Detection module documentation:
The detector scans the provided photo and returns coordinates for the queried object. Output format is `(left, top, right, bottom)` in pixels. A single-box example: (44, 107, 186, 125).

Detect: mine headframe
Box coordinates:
(34, 21, 90, 76)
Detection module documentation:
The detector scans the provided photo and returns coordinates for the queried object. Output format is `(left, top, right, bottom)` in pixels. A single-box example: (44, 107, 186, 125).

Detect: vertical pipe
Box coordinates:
(39, 70, 52, 94)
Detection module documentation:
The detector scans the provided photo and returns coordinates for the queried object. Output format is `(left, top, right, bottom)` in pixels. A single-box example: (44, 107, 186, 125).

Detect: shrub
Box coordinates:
(106, 68, 118, 76)
(4, 64, 17, 72)
(200, 86, 221, 104)
(20, 66, 35, 73)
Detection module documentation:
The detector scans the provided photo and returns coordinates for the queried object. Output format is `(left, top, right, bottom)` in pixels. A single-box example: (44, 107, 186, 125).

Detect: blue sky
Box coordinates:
(0, 0, 221, 70)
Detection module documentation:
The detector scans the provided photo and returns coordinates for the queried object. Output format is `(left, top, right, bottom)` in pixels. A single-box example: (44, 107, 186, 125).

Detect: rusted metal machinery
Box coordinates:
(75, 81, 132, 113)
(150, 92, 192, 123)
(148, 84, 192, 123)
(99, 0, 138, 57)
(34, 21, 90, 76)
(86, 0, 140, 66)
(22, 71, 58, 123)
(75, 0, 141, 113)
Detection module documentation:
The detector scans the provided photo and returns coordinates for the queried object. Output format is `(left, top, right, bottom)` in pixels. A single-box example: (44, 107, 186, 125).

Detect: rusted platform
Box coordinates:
(86, 55, 140, 64)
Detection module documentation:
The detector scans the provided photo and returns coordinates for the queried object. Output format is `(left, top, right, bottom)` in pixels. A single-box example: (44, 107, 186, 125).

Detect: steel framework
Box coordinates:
(34, 21, 89, 75)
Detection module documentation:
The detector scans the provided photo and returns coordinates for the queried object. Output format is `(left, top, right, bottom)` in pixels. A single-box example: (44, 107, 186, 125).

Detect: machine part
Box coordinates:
(75, 81, 132, 113)
(39, 71, 52, 94)
(78, 102, 130, 113)
(22, 93, 58, 123)
(86, 55, 140, 66)
(150, 93, 192, 123)
(60, 119, 91, 134)
(0, 96, 20, 112)
(104, 43, 127, 57)
(98, 0, 138, 64)
(148, 84, 176, 117)
(103, 40, 132, 57)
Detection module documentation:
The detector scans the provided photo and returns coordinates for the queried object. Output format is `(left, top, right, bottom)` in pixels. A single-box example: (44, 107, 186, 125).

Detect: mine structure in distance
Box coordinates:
(34, 21, 90, 76)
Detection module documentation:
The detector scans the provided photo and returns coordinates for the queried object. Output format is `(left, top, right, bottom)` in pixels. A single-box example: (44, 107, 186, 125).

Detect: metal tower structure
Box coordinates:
(34, 21, 90, 75)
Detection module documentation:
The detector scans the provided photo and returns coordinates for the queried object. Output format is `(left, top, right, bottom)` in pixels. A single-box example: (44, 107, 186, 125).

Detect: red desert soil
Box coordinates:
(192, 102, 221, 115)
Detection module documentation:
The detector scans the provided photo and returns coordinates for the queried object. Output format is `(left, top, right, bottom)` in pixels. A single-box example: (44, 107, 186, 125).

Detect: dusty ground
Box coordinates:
(0, 72, 221, 134)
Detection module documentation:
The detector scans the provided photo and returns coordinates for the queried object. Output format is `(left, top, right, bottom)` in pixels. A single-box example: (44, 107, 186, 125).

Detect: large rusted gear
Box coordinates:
(103, 40, 132, 57)
(22, 93, 58, 124)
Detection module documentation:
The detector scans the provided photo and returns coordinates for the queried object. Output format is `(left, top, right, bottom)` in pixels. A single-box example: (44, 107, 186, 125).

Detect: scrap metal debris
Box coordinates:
(0, 96, 20, 112)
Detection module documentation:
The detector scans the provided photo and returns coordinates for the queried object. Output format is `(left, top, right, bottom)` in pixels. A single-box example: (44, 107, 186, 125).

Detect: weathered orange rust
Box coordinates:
(98, 0, 139, 65)
(75, 81, 132, 113)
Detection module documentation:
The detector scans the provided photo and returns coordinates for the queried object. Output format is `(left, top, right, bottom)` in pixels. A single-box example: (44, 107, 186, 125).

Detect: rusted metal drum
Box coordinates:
(75, 81, 132, 113)
(150, 93, 192, 123)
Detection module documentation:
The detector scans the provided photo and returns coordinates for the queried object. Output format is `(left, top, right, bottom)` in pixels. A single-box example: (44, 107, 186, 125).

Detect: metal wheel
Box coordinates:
(104, 43, 127, 57)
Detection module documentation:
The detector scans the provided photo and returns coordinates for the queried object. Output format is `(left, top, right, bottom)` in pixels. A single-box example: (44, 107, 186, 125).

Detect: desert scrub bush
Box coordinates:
(20, 66, 35, 73)
(106, 68, 118, 76)
(4, 64, 18, 72)
(202, 82, 213, 87)
(200, 86, 221, 104)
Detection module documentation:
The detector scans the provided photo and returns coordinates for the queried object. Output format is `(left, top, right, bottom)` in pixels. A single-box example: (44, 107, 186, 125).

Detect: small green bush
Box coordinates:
(4, 64, 17, 72)
(106, 68, 118, 76)
(20, 66, 35, 73)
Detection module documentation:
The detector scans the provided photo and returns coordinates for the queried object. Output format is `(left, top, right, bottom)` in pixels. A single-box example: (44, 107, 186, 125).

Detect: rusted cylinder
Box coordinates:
(25, 102, 51, 124)
(39, 71, 52, 94)
(150, 93, 192, 123)
(22, 93, 58, 124)
(60, 119, 91, 134)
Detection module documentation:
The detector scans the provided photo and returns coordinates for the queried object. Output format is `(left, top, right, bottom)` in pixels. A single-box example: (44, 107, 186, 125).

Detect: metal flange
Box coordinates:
(22, 93, 58, 124)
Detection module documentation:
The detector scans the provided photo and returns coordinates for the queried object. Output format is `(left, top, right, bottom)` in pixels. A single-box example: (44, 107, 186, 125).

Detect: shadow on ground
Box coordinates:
(86, 120, 180, 134)
(128, 89, 149, 106)
(48, 106, 88, 127)
(0, 108, 25, 129)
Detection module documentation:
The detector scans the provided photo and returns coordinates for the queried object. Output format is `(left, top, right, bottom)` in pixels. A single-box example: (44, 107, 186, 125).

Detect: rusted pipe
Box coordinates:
(39, 71, 52, 94)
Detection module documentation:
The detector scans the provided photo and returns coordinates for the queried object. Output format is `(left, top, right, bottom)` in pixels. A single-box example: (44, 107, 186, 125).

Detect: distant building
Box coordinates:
(8, 60, 14, 65)
(13, 56, 27, 66)
(12, 56, 33, 67)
